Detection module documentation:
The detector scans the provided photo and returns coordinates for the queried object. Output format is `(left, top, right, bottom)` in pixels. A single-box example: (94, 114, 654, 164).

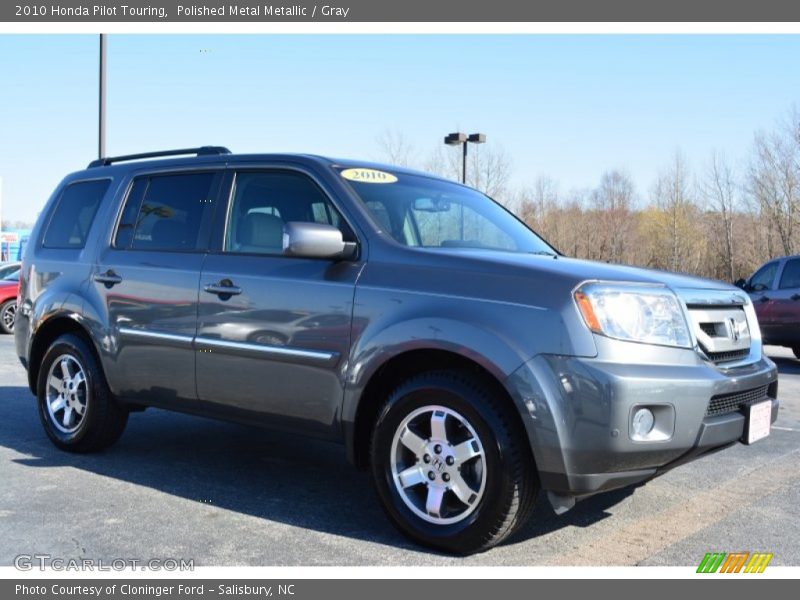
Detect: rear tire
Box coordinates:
(0, 299, 15, 334)
(370, 370, 538, 555)
(36, 333, 128, 453)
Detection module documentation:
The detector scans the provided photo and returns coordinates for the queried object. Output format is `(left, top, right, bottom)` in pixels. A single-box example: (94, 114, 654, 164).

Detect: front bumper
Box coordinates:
(505, 351, 779, 498)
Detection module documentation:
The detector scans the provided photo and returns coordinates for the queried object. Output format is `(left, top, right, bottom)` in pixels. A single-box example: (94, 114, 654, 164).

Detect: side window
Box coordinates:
(750, 262, 779, 291)
(225, 171, 349, 255)
(42, 179, 110, 249)
(114, 172, 215, 251)
(779, 259, 800, 289)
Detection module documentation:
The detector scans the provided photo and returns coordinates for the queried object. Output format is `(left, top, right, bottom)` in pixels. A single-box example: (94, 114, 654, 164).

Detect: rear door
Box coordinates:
(769, 257, 800, 346)
(195, 167, 364, 438)
(92, 169, 222, 405)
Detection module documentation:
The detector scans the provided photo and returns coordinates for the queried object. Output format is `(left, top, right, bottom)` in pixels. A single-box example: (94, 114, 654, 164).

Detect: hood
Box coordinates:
(423, 248, 735, 292)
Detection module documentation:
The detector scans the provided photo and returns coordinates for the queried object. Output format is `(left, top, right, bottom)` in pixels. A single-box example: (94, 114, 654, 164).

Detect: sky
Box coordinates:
(1, 34, 800, 224)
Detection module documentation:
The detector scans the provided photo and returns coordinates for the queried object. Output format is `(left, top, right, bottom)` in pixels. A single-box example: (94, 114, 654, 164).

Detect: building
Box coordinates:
(0, 229, 31, 262)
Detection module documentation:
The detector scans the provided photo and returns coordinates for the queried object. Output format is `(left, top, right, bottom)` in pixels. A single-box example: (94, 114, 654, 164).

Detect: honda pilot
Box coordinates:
(15, 147, 779, 554)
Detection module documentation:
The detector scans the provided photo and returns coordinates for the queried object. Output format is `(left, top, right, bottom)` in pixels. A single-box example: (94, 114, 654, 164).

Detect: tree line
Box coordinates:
(377, 107, 800, 283)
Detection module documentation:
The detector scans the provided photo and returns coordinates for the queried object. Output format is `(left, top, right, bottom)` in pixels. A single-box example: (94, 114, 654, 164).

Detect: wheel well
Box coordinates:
(351, 349, 524, 470)
(27, 317, 94, 395)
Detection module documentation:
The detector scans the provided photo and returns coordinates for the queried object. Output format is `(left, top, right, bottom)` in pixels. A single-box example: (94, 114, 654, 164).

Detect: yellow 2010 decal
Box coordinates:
(340, 168, 398, 184)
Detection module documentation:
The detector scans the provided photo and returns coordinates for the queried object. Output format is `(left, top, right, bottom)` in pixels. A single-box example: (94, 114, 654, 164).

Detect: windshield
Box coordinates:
(340, 169, 556, 255)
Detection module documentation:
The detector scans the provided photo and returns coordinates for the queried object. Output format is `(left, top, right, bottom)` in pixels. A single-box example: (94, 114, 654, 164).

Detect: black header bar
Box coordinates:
(3, 1, 800, 22)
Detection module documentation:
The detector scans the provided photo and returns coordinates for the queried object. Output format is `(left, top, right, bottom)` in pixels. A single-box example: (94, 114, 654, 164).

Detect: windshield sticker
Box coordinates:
(340, 168, 398, 184)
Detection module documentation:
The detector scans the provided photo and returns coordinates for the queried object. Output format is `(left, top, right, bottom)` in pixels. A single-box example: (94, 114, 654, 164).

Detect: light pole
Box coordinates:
(444, 132, 486, 184)
(99, 34, 107, 159)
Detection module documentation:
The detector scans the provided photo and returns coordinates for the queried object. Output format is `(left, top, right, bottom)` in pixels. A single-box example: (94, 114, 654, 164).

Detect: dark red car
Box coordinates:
(737, 255, 800, 357)
(0, 273, 18, 334)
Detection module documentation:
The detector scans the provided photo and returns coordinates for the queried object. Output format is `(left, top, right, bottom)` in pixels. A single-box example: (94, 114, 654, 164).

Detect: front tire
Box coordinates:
(37, 334, 128, 453)
(0, 299, 15, 334)
(370, 370, 538, 554)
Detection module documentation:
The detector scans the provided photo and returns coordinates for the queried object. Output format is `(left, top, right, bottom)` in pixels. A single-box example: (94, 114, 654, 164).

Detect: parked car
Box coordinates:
(0, 274, 18, 334)
(736, 255, 800, 357)
(15, 147, 779, 554)
(0, 261, 20, 281)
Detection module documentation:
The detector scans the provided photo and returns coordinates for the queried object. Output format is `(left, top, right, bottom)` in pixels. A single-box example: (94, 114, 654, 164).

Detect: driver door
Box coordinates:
(195, 168, 363, 439)
(748, 260, 780, 343)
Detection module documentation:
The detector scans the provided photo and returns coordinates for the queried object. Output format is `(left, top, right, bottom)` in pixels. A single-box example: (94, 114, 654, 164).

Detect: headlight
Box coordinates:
(574, 282, 691, 348)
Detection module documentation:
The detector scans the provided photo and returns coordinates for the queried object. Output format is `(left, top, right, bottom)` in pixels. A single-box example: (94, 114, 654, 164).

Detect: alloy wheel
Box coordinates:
(45, 354, 89, 434)
(389, 405, 487, 525)
(1, 302, 15, 332)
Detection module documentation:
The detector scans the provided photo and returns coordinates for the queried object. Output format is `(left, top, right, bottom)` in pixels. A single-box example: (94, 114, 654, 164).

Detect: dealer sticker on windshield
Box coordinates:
(340, 168, 398, 184)
(745, 400, 772, 444)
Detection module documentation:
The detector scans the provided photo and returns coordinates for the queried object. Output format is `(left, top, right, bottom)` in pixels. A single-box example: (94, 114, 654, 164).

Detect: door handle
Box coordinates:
(759, 295, 771, 302)
(204, 280, 242, 298)
(93, 270, 122, 288)
(791, 294, 800, 301)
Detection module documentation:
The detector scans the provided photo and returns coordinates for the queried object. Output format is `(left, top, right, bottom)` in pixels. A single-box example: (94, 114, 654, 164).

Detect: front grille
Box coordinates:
(703, 348, 750, 363)
(706, 385, 770, 417)
(688, 303, 751, 365)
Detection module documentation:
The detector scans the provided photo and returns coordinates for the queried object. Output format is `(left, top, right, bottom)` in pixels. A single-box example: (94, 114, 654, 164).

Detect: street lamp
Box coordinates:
(444, 132, 486, 184)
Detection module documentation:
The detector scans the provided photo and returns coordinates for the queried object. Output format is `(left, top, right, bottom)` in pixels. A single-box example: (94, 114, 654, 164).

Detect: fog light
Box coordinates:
(632, 408, 655, 437)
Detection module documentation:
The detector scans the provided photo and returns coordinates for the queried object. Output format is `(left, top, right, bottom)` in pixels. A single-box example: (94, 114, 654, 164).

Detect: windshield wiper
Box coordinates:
(529, 250, 558, 258)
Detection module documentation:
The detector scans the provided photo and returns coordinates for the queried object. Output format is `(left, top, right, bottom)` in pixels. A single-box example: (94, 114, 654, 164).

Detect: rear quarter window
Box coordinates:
(42, 179, 111, 249)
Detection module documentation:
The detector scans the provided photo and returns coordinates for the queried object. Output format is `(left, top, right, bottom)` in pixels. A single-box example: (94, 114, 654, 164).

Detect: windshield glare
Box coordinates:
(341, 170, 555, 255)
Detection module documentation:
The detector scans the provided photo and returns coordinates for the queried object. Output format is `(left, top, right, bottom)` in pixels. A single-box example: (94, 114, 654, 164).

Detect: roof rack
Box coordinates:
(87, 146, 231, 168)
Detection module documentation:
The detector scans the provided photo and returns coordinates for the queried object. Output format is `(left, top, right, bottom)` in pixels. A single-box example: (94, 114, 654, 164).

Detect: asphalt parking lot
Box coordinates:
(0, 334, 798, 566)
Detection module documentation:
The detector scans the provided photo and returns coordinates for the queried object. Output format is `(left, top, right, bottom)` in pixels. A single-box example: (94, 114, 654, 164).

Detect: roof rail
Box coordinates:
(87, 146, 231, 168)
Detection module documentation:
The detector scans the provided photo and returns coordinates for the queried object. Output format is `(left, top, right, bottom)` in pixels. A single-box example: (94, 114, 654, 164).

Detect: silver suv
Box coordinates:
(15, 147, 779, 554)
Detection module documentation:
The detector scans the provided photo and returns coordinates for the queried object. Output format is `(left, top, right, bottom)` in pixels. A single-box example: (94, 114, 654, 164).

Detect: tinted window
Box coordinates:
(225, 171, 349, 255)
(779, 259, 800, 289)
(750, 262, 778, 291)
(114, 172, 215, 251)
(43, 179, 110, 249)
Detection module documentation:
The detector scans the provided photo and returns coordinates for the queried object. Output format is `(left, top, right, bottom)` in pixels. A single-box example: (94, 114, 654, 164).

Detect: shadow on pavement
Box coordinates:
(767, 353, 800, 376)
(0, 384, 634, 553)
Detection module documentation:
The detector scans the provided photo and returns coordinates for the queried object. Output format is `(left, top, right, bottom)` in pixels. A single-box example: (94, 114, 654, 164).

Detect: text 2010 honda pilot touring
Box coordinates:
(16, 147, 779, 554)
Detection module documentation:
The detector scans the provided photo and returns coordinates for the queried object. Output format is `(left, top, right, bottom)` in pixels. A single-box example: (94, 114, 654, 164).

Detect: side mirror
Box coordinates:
(282, 222, 357, 260)
(734, 278, 748, 290)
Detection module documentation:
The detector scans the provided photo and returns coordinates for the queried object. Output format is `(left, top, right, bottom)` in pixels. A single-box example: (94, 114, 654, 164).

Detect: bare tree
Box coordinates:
(700, 151, 738, 281)
(517, 176, 558, 224)
(650, 151, 702, 273)
(467, 144, 513, 200)
(748, 110, 800, 256)
(590, 170, 635, 263)
(431, 143, 513, 201)
(516, 175, 563, 245)
(375, 129, 416, 168)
